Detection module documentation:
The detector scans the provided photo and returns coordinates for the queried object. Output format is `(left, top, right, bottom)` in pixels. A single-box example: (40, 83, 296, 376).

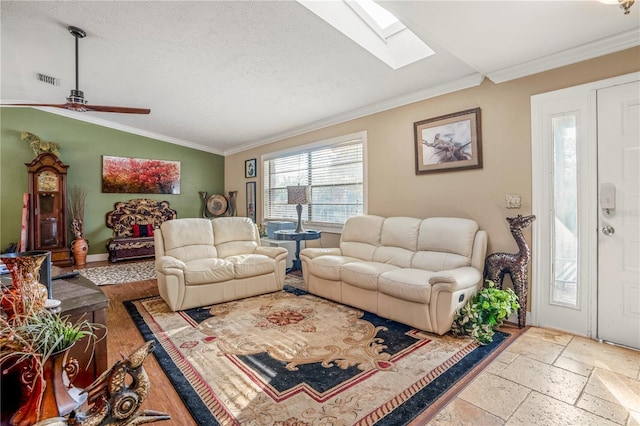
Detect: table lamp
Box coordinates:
(287, 185, 311, 233)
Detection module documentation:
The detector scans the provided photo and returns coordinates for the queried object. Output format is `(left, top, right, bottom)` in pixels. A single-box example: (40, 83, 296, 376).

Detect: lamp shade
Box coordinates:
(287, 185, 310, 205)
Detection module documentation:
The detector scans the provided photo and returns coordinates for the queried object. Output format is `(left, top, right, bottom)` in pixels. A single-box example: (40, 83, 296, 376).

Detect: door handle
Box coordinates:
(602, 225, 615, 236)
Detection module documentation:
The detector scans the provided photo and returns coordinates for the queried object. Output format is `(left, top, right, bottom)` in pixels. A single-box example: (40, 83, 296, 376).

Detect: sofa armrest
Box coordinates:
(254, 246, 288, 260)
(156, 255, 187, 273)
(300, 247, 341, 260)
(428, 266, 482, 290)
(428, 266, 484, 335)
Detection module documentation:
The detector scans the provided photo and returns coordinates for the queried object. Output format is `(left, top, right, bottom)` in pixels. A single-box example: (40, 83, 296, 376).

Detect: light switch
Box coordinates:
(505, 194, 521, 209)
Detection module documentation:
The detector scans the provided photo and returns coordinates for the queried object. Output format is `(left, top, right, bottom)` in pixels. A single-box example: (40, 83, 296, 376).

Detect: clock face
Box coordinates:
(37, 170, 58, 192)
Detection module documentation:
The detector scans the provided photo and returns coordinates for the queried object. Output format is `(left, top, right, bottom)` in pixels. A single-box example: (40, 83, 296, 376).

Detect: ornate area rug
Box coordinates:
(125, 286, 519, 425)
(76, 260, 156, 285)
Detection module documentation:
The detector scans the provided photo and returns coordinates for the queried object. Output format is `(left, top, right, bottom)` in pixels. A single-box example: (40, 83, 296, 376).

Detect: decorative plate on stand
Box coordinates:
(206, 194, 228, 217)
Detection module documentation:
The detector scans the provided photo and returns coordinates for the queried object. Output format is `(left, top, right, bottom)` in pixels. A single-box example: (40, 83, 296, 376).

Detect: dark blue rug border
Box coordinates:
(124, 288, 515, 426)
(376, 330, 509, 425)
(123, 299, 220, 425)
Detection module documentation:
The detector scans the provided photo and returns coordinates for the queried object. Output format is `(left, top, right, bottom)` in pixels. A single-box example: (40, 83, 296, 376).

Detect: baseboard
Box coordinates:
(507, 310, 531, 326)
(87, 253, 109, 263)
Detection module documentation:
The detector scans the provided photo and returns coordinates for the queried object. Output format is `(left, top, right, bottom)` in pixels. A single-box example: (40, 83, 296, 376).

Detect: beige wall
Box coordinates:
(226, 47, 640, 258)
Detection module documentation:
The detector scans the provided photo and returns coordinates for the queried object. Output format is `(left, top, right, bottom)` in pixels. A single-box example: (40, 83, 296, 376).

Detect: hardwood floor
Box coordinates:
(71, 261, 197, 425)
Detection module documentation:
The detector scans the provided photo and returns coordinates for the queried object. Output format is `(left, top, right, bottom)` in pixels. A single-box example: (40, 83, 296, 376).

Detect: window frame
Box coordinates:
(262, 131, 368, 232)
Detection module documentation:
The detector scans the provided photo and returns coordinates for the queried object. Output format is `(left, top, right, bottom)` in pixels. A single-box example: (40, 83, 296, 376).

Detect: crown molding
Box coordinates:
(487, 28, 640, 84)
(0, 104, 225, 156)
(224, 73, 485, 156)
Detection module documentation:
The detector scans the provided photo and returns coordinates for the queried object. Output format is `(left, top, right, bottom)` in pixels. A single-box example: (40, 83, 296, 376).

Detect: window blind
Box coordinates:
(263, 137, 364, 226)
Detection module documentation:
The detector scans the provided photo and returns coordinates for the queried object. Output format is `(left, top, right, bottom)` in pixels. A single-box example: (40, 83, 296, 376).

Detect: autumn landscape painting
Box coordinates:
(102, 156, 181, 194)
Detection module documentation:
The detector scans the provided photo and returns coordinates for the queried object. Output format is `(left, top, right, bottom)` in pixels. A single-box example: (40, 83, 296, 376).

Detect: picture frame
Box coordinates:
(245, 158, 257, 178)
(246, 182, 256, 223)
(102, 155, 180, 194)
(414, 107, 482, 174)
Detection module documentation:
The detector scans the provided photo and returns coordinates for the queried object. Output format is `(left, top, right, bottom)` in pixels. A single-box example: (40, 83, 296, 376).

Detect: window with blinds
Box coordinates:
(263, 133, 365, 227)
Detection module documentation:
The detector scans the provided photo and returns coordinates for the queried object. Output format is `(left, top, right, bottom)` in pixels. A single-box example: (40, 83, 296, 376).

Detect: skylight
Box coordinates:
(297, 0, 434, 70)
(349, 0, 400, 29)
(358, 0, 397, 29)
(347, 0, 405, 40)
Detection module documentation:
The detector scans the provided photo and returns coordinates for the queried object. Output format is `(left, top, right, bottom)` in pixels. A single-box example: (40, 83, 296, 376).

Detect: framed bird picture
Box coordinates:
(414, 108, 482, 174)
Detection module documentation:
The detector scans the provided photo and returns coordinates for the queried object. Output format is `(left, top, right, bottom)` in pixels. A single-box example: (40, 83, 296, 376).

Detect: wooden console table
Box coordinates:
(0, 274, 108, 424)
(52, 274, 108, 387)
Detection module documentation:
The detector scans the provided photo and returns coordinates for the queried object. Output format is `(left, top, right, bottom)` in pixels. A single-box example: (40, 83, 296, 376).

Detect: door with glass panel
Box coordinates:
(532, 97, 591, 336)
(532, 74, 639, 345)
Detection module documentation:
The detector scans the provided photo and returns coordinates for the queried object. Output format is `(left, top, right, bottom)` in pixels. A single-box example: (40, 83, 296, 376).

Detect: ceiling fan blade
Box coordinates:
(83, 104, 151, 114)
(5, 27, 151, 116)
(1, 103, 71, 109)
(1, 102, 150, 114)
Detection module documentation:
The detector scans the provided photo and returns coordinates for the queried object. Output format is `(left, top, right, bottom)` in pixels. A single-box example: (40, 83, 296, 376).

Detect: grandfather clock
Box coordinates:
(26, 153, 72, 266)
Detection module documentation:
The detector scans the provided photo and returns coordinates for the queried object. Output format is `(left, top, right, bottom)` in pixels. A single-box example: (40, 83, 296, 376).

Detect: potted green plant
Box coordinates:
(0, 301, 103, 425)
(451, 280, 520, 345)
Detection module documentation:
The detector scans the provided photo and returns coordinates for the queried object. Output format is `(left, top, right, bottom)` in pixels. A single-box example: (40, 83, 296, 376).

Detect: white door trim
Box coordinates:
(530, 71, 640, 336)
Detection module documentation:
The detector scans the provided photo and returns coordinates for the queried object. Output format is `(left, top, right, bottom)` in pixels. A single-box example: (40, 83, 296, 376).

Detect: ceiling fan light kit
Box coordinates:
(620, 0, 636, 14)
(66, 26, 88, 110)
(67, 90, 88, 109)
(1, 25, 150, 114)
(599, 0, 635, 14)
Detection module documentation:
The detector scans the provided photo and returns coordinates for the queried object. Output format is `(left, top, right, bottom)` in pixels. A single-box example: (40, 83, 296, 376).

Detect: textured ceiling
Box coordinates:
(1, 1, 638, 155)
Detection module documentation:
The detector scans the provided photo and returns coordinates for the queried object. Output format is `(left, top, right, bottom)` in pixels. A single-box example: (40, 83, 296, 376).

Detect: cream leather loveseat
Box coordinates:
(300, 215, 487, 335)
(155, 217, 288, 311)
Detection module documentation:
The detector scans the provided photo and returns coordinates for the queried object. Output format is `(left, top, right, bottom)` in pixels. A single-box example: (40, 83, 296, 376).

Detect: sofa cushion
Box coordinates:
(410, 218, 479, 271)
(340, 215, 384, 260)
(226, 254, 275, 278)
(369, 217, 421, 268)
(184, 258, 234, 285)
(411, 251, 471, 272)
(132, 223, 154, 238)
(212, 217, 260, 258)
(379, 217, 420, 251)
(161, 218, 218, 262)
(378, 269, 433, 304)
(373, 246, 415, 268)
(305, 255, 359, 281)
(341, 261, 398, 290)
(418, 218, 478, 258)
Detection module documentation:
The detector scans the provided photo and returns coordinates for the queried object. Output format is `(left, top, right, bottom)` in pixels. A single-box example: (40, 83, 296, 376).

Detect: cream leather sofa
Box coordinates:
(300, 215, 487, 335)
(155, 217, 288, 311)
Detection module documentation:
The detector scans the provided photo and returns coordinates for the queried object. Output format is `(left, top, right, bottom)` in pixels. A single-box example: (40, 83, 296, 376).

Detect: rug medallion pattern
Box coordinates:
(125, 287, 510, 425)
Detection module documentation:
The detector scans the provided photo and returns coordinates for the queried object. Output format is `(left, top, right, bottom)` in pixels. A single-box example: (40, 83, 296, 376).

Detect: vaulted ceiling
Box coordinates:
(1, 1, 638, 155)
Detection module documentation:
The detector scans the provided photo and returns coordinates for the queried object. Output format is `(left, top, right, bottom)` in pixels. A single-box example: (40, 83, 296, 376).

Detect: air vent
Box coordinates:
(37, 73, 59, 86)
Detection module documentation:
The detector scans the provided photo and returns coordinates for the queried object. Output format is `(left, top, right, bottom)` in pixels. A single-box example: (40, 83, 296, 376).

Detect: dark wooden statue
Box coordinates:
(71, 340, 170, 425)
(485, 214, 536, 328)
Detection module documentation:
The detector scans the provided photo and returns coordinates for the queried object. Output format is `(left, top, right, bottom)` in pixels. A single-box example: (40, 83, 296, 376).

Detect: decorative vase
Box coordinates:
(199, 191, 209, 218)
(228, 191, 238, 217)
(10, 346, 86, 426)
(0, 251, 49, 318)
(72, 237, 89, 266)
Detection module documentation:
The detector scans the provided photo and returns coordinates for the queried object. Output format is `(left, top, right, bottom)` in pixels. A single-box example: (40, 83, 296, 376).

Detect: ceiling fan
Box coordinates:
(2, 26, 150, 114)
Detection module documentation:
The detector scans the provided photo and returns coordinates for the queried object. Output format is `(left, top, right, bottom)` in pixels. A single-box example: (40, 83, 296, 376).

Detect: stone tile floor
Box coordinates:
(429, 327, 640, 425)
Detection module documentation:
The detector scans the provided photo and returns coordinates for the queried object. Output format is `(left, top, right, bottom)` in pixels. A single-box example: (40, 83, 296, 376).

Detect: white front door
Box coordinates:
(531, 73, 640, 344)
(597, 81, 640, 349)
